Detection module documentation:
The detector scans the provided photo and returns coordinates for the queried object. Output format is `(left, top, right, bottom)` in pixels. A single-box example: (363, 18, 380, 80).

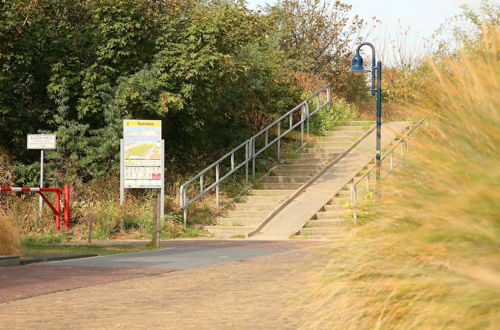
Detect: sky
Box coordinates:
(246, 0, 488, 40)
(246, 0, 494, 62)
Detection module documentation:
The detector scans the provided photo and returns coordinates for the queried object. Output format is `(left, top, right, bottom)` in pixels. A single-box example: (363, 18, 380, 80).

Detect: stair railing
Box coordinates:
(179, 84, 332, 227)
(350, 119, 424, 224)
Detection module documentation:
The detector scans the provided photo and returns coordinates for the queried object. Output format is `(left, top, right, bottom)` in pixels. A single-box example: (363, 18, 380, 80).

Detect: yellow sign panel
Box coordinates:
(124, 120, 161, 128)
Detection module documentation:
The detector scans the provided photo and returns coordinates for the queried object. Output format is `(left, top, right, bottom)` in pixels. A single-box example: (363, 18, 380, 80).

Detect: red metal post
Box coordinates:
(37, 191, 58, 214)
(64, 185, 70, 231)
(55, 190, 61, 230)
(1, 187, 65, 230)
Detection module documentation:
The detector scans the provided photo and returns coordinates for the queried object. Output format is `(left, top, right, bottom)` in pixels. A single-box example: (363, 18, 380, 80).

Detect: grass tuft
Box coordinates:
(0, 211, 20, 255)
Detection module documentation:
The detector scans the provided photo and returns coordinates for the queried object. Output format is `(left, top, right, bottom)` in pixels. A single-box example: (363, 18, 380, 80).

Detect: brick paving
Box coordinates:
(0, 265, 172, 303)
(0, 242, 325, 329)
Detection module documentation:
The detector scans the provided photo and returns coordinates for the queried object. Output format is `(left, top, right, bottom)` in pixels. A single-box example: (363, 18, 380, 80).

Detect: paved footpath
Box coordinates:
(0, 240, 329, 329)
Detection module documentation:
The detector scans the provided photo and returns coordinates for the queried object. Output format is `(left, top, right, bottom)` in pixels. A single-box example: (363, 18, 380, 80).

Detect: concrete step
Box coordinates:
(283, 158, 328, 165)
(329, 197, 350, 203)
(337, 126, 364, 131)
(292, 234, 334, 240)
(311, 136, 355, 143)
(233, 203, 277, 211)
(304, 148, 345, 154)
(327, 131, 362, 137)
(336, 190, 351, 197)
(306, 218, 351, 227)
(350, 121, 374, 125)
(299, 227, 353, 235)
(297, 153, 339, 160)
(241, 195, 287, 203)
(216, 217, 263, 226)
(262, 176, 310, 184)
(316, 210, 350, 219)
(261, 182, 303, 190)
(327, 199, 351, 208)
(249, 190, 295, 196)
(205, 226, 253, 235)
(278, 164, 323, 171)
(307, 142, 352, 148)
(323, 204, 350, 212)
(272, 169, 319, 176)
(223, 210, 270, 218)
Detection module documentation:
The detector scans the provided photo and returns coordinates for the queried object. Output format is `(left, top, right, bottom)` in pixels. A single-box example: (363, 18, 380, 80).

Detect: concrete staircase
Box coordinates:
(248, 121, 409, 240)
(205, 124, 369, 238)
(296, 160, 375, 239)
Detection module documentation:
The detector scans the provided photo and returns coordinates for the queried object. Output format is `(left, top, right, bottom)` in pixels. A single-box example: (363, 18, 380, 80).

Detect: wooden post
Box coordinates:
(152, 194, 160, 248)
(88, 213, 94, 245)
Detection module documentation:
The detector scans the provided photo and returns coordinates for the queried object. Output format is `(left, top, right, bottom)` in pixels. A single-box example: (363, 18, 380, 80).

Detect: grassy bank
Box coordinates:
(22, 238, 153, 256)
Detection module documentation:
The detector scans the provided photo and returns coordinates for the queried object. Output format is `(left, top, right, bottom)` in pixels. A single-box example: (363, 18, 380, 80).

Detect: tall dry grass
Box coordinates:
(0, 211, 21, 255)
(290, 28, 499, 328)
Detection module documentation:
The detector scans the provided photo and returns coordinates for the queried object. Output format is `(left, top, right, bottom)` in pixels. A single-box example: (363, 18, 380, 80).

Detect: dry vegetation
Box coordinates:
(0, 211, 21, 255)
(290, 27, 499, 329)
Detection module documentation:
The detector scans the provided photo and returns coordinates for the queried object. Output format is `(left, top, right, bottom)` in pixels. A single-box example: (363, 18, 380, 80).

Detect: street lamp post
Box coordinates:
(349, 42, 382, 194)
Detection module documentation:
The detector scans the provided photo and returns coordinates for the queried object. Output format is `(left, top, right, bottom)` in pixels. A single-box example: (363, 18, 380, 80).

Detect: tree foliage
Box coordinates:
(0, 0, 365, 187)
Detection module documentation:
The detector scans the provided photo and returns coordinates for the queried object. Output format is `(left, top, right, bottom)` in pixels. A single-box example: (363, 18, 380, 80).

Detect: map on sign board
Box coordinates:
(123, 120, 163, 189)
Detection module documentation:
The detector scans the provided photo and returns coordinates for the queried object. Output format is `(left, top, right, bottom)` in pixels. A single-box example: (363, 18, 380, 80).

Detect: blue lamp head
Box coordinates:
(349, 53, 370, 75)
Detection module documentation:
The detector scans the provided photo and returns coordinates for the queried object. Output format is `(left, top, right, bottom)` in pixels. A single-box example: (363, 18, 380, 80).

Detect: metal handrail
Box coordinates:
(349, 119, 424, 224)
(179, 84, 332, 226)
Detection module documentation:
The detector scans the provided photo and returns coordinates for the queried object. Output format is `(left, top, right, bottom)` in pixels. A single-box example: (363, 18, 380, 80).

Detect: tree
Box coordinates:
(264, 0, 371, 99)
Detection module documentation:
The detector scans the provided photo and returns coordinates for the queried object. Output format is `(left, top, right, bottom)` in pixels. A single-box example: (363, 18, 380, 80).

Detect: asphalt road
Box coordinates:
(47, 246, 285, 269)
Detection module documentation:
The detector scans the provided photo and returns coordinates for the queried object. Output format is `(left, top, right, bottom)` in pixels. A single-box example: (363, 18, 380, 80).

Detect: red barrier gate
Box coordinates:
(0, 186, 70, 231)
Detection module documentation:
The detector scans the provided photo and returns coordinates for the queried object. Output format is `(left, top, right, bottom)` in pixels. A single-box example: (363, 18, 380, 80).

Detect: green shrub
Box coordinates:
(309, 98, 358, 136)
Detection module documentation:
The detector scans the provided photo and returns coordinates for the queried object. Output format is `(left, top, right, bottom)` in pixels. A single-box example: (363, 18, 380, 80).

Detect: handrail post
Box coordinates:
(265, 129, 269, 146)
(179, 185, 183, 208)
(351, 179, 357, 226)
(231, 152, 235, 171)
(215, 163, 220, 207)
(245, 142, 249, 183)
(300, 105, 305, 146)
(200, 174, 204, 195)
(182, 188, 187, 228)
(277, 121, 281, 161)
(306, 103, 310, 138)
(366, 172, 370, 192)
(251, 138, 256, 177)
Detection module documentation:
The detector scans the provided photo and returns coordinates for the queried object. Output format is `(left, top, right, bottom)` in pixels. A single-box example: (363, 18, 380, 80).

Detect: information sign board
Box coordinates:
(120, 119, 165, 233)
(27, 134, 56, 149)
(122, 120, 163, 188)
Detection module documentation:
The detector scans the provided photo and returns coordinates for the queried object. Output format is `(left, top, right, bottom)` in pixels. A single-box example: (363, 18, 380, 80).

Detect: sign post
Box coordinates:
(27, 134, 56, 218)
(120, 120, 164, 236)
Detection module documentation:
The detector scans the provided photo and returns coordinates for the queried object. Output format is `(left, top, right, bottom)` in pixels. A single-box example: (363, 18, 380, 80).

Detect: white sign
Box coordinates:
(27, 134, 56, 149)
(121, 120, 163, 189)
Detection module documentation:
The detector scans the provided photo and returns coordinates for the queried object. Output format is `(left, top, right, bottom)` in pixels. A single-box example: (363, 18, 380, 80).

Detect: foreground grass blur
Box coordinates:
(292, 28, 499, 328)
(0, 211, 20, 255)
